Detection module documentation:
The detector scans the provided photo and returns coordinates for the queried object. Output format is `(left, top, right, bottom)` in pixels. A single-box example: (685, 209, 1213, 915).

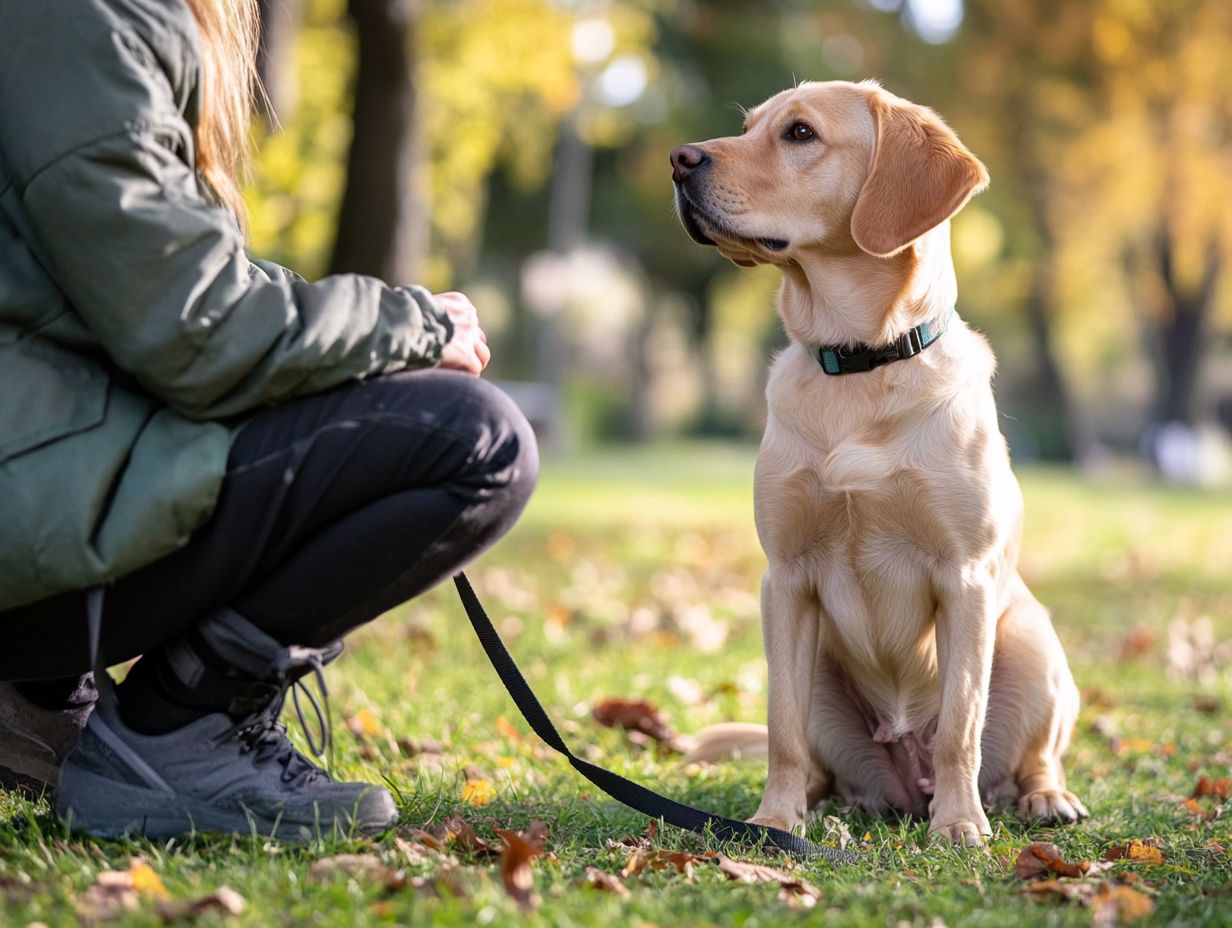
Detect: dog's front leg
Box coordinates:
(750, 567, 818, 833)
(929, 572, 996, 846)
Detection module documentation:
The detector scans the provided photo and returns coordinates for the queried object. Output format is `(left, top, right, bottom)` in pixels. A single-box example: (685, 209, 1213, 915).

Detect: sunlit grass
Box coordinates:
(2, 444, 1230, 926)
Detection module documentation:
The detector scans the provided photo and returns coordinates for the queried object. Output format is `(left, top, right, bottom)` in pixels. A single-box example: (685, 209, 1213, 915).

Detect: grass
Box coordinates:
(3, 443, 1231, 926)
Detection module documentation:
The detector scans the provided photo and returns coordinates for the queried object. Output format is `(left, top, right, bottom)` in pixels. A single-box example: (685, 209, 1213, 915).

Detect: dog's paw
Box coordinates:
(928, 819, 991, 848)
(747, 815, 796, 833)
(1018, 788, 1088, 825)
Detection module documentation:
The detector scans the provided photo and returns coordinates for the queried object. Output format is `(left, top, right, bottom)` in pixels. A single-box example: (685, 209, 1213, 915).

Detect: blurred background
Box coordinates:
(244, 0, 1232, 482)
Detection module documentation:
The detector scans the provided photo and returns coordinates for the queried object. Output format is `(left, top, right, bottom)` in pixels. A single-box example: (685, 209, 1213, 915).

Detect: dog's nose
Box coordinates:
(670, 144, 709, 184)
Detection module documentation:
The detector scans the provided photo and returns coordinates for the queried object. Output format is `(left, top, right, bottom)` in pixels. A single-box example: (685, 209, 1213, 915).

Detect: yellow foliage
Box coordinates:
(461, 777, 496, 806)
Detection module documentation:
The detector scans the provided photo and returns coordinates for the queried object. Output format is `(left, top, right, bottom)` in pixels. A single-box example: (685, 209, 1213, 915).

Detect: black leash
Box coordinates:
(453, 572, 856, 864)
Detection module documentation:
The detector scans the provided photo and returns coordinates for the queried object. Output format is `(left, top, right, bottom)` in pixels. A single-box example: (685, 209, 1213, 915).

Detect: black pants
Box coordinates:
(0, 370, 538, 681)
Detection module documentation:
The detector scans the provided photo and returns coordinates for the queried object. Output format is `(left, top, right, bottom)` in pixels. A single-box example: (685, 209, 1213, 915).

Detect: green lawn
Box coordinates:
(3, 444, 1231, 926)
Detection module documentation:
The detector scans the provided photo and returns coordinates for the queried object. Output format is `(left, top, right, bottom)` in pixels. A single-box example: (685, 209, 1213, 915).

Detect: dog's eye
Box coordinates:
(785, 122, 815, 142)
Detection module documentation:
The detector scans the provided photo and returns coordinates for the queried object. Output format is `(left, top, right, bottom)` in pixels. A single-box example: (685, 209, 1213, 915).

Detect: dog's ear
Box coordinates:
(850, 93, 989, 258)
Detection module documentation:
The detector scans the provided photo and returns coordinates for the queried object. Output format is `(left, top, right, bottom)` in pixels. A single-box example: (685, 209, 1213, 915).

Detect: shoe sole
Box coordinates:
(57, 763, 398, 842)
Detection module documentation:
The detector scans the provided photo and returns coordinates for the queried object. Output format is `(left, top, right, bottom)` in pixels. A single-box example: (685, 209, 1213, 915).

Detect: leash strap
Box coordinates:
(453, 572, 856, 863)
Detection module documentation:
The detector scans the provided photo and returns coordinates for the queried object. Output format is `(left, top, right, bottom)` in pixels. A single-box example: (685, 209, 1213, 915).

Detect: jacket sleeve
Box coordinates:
(0, 3, 452, 421)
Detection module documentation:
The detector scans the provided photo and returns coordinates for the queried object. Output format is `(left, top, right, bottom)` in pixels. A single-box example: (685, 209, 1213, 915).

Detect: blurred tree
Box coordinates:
(1059, 0, 1232, 433)
(955, 0, 1231, 460)
(329, 0, 427, 282)
(948, 0, 1100, 462)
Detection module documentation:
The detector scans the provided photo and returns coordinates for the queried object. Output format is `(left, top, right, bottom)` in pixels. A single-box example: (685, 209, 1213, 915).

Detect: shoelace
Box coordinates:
(85, 589, 341, 785)
(216, 645, 338, 785)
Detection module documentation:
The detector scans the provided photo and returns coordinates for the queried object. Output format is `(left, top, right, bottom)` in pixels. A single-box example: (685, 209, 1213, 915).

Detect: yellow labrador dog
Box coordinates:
(670, 80, 1086, 846)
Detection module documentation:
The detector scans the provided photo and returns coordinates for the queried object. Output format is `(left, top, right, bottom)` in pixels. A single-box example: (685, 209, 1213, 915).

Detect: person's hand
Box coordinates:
(435, 291, 491, 375)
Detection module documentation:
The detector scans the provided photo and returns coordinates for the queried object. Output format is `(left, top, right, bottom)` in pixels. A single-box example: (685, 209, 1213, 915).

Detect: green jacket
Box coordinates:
(0, 0, 453, 612)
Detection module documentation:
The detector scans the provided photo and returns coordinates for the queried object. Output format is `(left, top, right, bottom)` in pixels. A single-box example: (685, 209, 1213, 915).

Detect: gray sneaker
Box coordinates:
(0, 678, 96, 796)
(56, 694, 398, 841)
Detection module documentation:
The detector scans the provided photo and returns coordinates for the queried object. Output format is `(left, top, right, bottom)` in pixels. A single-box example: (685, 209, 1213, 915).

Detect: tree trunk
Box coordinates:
(1149, 234, 1218, 427)
(329, 0, 427, 284)
(1010, 103, 1090, 463)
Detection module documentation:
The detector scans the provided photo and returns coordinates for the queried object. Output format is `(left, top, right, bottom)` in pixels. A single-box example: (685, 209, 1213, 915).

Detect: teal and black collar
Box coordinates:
(816, 308, 955, 375)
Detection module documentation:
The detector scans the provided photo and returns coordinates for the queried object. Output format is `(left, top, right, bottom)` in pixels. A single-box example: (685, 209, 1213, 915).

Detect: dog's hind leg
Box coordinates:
(981, 582, 1087, 825)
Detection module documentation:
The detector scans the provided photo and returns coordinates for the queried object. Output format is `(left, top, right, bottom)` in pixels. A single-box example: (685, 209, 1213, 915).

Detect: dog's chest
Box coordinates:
(756, 451, 947, 736)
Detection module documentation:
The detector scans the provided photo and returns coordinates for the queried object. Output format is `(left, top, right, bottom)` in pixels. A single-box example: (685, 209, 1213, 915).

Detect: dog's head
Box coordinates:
(670, 80, 989, 267)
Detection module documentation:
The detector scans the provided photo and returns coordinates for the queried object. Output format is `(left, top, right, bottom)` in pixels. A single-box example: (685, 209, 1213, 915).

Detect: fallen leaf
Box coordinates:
(715, 855, 821, 907)
(1180, 798, 1218, 821)
(495, 828, 544, 912)
(436, 816, 500, 857)
(821, 815, 854, 851)
(606, 820, 658, 849)
(1091, 883, 1155, 925)
(581, 867, 630, 897)
(522, 820, 550, 846)
(76, 871, 139, 924)
(672, 604, 729, 654)
(393, 835, 459, 868)
(1166, 617, 1220, 684)
(75, 859, 173, 924)
(1193, 777, 1232, 799)
(404, 624, 438, 653)
(309, 853, 385, 882)
(1118, 626, 1156, 662)
(1102, 840, 1164, 865)
(127, 860, 169, 900)
(1015, 843, 1094, 880)
(461, 777, 496, 806)
(395, 736, 445, 756)
(154, 886, 246, 923)
(345, 707, 384, 740)
(666, 675, 706, 706)
(592, 698, 677, 744)
(622, 849, 704, 878)
(494, 717, 523, 743)
(1111, 737, 1160, 757)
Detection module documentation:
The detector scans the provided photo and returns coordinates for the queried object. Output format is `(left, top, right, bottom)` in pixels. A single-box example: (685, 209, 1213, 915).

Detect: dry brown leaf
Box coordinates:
(438, 816, 501, 857)
(395, 737, 445, 756)
(1193, 777, 1232, 799)
(592, 697, 677, 744)
(154, 886, 246, 923)
(606, 820, 658, 850)
(1118, 626, 1157, 662)
(522, 820, 551, 846)
(1102, 840, 1164, 865)
(76, 872, 139, 924)
(76, 860, 170, 924)
(1091, 883, 1155, 925)
(393, 835, 459, 868)
(582, 867, 630, 897)
(307, 854, 405, 891)
(622, 849, 704, 878)
(308, 853, 385, 882)
(1015, 843, 1093, 880)
(715, 855, 821, 907)
(495, 827, 544, 912)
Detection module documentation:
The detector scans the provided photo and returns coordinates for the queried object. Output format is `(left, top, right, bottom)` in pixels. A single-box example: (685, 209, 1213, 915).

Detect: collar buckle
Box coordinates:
(815, 309, 953, 376)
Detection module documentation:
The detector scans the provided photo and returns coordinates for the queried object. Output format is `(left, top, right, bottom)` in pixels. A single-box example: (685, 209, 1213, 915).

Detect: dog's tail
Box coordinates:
(677, 722, 769, 764)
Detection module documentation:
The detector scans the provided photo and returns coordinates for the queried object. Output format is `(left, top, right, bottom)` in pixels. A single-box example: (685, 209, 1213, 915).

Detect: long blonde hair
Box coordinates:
(184, 0, 261, 227)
